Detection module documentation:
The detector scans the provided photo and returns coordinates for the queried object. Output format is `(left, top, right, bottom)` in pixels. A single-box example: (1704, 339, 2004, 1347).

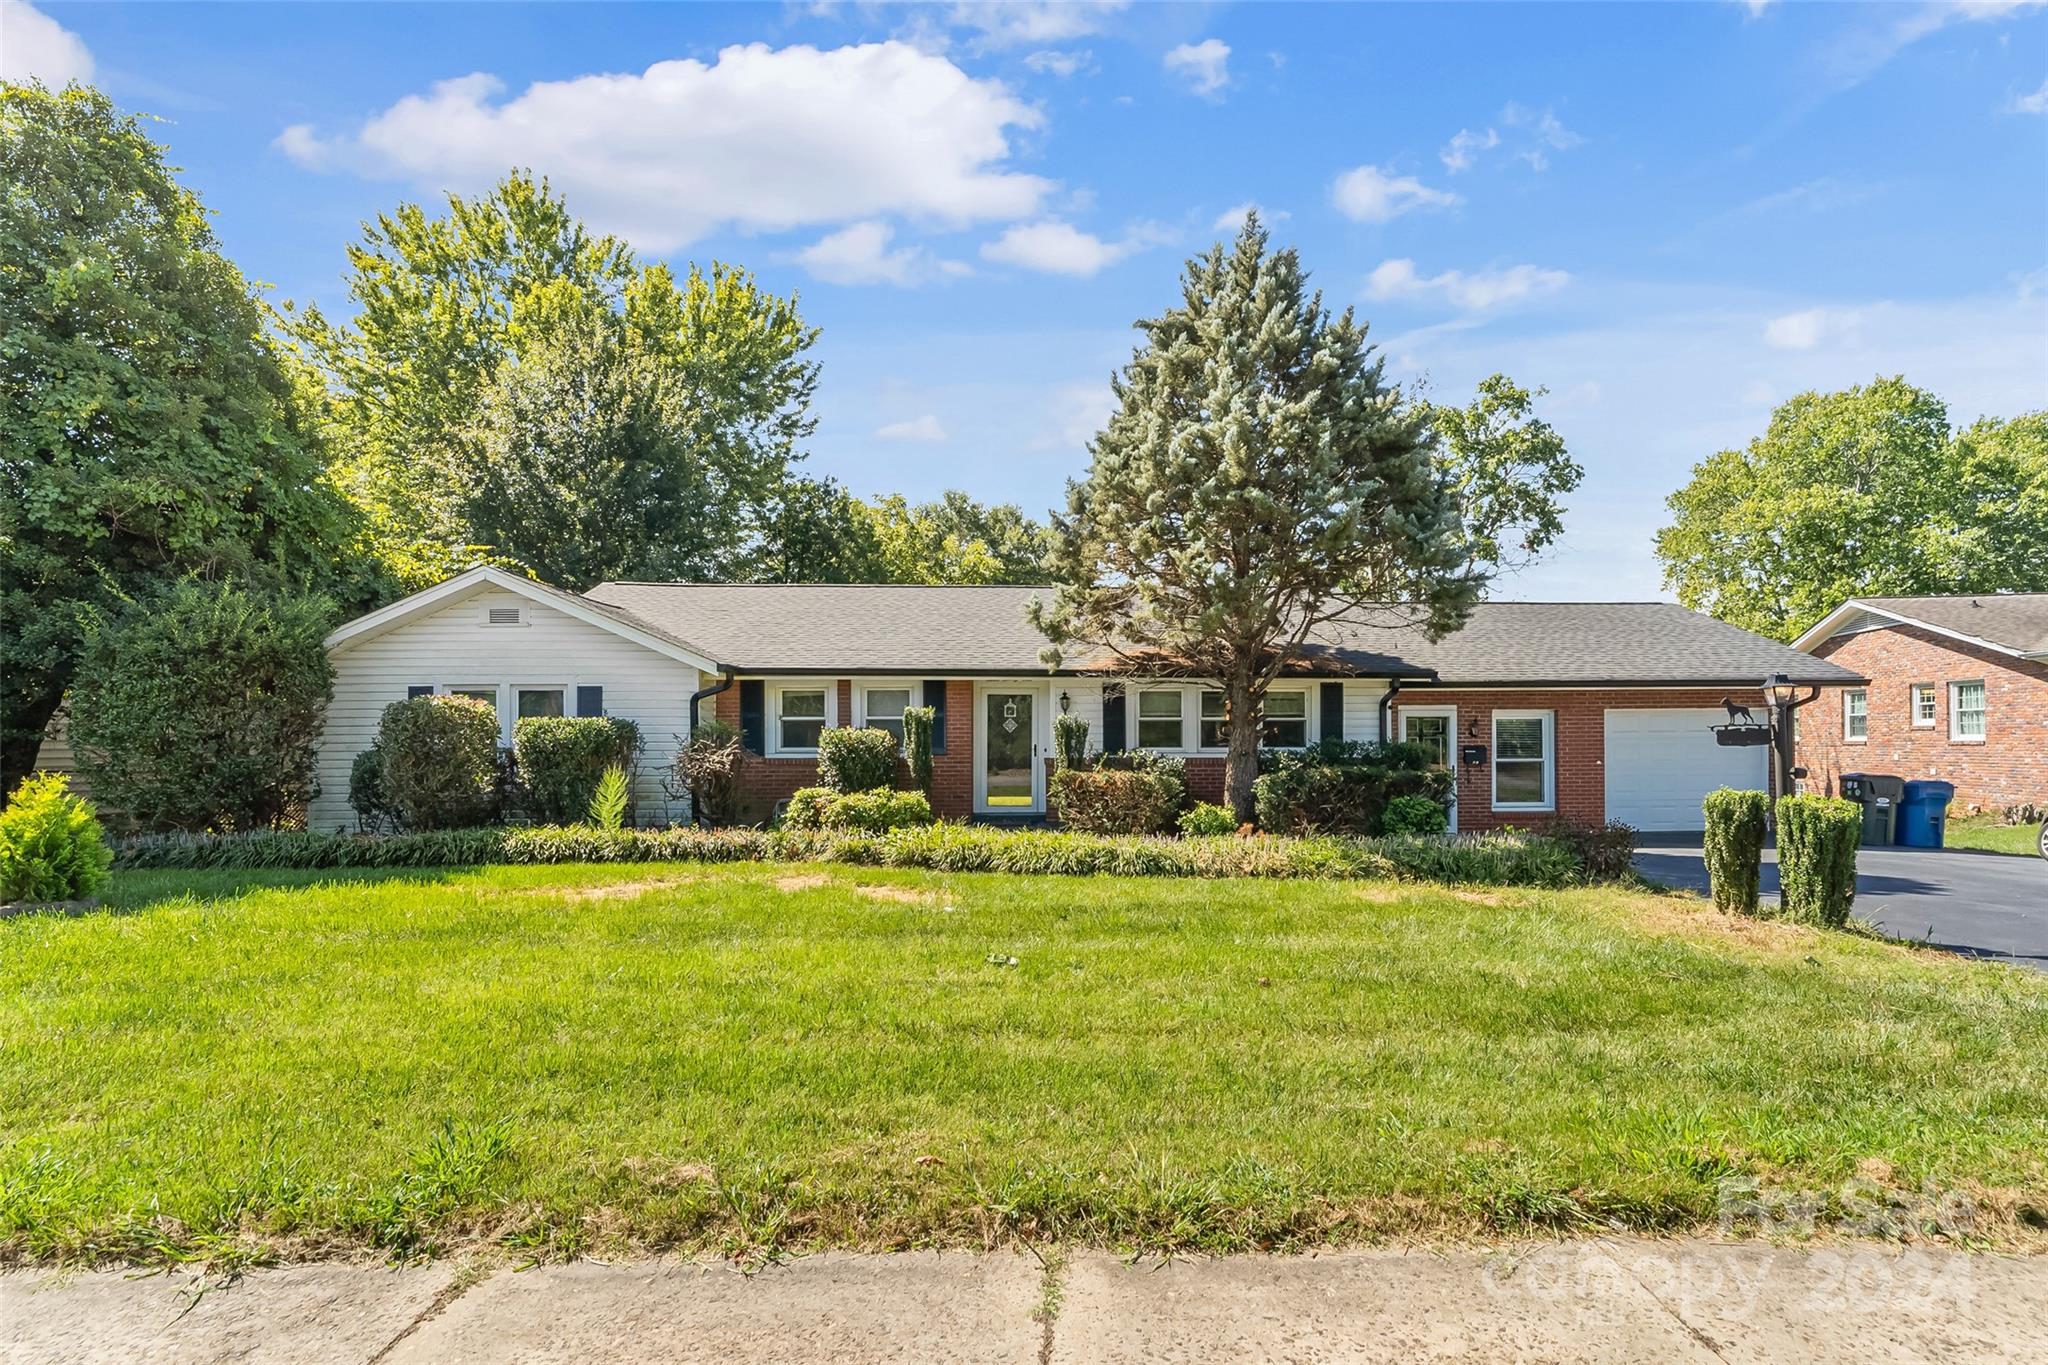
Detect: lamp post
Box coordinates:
(1763, 672, 1800, 803)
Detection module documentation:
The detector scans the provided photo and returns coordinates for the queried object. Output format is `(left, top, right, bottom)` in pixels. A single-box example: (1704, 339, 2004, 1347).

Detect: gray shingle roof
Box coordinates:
(1846, 594, 2048, 656)
(579, 582, 1863, 686)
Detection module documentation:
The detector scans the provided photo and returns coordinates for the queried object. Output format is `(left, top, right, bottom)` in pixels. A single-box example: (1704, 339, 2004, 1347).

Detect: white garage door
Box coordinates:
(1604, 708, 1768, 832)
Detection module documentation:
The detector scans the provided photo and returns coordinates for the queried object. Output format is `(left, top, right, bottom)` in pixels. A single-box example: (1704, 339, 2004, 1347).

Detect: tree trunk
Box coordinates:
(1224, 674, 1261, 825)
(1, 687, 63, 805)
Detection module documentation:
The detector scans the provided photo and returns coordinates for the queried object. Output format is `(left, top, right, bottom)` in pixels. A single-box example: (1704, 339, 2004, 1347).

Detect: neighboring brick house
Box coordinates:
(1792, 594, 2048, 814)
(216, 566, 1858, 833)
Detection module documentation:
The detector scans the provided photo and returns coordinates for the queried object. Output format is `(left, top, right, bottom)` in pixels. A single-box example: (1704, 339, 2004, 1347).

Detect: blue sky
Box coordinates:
(7, 0, 2045, 598)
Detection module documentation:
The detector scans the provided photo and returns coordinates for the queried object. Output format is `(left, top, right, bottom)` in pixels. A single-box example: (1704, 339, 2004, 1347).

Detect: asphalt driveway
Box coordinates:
(1634, 837, 2048, 971)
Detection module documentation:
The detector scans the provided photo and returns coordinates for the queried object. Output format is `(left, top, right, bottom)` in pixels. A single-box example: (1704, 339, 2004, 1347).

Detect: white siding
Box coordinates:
(1341, 680, 1391, 743)
(1060, 679, 1108, 754)
(313, 587, 701, 830)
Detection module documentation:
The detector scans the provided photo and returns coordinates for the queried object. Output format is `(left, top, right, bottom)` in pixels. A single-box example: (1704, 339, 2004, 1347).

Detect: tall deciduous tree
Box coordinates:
(1032, 217, 1479, 820)
(1427, 374, 1582, 575)
(0, 84, 350, 795)
(869, 491, 1051, 584)
(1655, 377, 2047, 640)
(294, 173, 818, 590)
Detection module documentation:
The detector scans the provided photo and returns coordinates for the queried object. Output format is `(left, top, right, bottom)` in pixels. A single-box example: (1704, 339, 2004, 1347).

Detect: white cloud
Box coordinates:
(0, 0, 93, 86)
(980, 219, 1163, 277)
(2011, 76, 2048, 113)
(275, 42, 1053, 253)
(796, 220, 965, 286)
(1823, 2, 2044, 94)
(1763, 306, 1864, 350)
(1023, 49, 1092, 78)
(1031, 380, 1119, 451)
(1163, 38, 1230, 97)
(1365, 258, 1569, 311)
(951, 1, 1126, 49)
(1439, 127, 1499, 173)
(1330, 165, 1460, 223)
(1211, 201, 1288, 232)
(1501, 103, 1583, 171)
(875, 413, 948, 442)
(1735, 0, 1777, 17)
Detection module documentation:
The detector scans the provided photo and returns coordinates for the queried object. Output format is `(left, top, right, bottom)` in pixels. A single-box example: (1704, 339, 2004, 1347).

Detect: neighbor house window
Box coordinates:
(517, 688, 564, 720)
(776, 688, 828, 752)
(1949, 681, 1986, 741)
(1491, 711, 1553, 811)
(1260, 690, 1309, 748)
(863, 687, 912, 744)
(1911, 684, 1937, 728)
(1136, 689, 1184, 749)
(1844, 689, 1867, 741)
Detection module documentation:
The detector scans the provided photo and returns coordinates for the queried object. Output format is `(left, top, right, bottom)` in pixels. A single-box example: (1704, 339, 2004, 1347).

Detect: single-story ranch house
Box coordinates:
(282, 566, 1858, 833)
(1793, 593, 2048, 813)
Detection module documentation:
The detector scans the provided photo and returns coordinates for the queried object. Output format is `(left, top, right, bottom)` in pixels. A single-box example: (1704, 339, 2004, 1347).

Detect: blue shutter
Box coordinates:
(407, 685, 433, 699)
(924, 680, 948, 755)
(1101, 683, 1126, 752)
(1320, 682, 1344, 743)
(739, 680, 765, 754)
(576, 685, 604, 718)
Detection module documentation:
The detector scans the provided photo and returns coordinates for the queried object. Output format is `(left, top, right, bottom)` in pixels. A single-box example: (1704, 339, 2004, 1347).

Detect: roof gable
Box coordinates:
(1794, 594, 2048, 659)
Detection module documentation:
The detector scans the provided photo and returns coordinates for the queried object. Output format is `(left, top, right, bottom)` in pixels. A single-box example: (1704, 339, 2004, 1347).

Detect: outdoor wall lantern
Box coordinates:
(1058, 691, 1072, 715)
(1763, 673, 1798, 709)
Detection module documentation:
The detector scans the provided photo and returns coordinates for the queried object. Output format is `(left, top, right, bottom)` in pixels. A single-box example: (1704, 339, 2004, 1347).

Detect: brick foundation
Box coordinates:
(1799, 624, 2048, 813)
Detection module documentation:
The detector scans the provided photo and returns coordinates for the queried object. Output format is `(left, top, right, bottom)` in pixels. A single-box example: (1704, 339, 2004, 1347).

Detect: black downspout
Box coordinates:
(1378, 678, 1405, 743)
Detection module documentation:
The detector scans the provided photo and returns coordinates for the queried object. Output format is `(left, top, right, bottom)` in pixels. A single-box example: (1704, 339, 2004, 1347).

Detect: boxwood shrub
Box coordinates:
(377, 696, 503, 830)
(780, 786, 935, 833)
(817, 727, 898, 793)
(514, 715, 640, 825)
(1776, 795, 1861, 928)
(1701, 788, 1771, 915)
(1051, 752, 1186, 834)
(1252, 740, 1451, 836)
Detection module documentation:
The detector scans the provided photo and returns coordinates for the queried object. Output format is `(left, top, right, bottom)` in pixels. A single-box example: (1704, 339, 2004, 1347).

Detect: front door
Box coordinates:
(1399, 706, 1459, 832)
(976, 689, 1042, 813)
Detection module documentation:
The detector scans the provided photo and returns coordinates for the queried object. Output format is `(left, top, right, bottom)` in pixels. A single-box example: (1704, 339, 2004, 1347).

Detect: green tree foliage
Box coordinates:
(0, 772, 112, 902)
(65, 581, 337, 833)
(1426, 374, 1583, 575)
(1033, 216, 1478, 819)
(753, 476, 890, 583)
(295, 172, 819, 590)
(869, 491, 1051, 584)
(1655, 378, 2048, 640)
(0, 84, 352, 794)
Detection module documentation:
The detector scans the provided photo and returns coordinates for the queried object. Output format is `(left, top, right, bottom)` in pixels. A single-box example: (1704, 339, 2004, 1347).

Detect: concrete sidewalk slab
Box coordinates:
(0, 1262, 457, 1365)
(384, 1251, 1043, 1365)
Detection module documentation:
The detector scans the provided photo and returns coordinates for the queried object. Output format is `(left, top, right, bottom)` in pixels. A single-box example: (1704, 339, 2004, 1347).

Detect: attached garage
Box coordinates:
(1603, 708, 1767, 832)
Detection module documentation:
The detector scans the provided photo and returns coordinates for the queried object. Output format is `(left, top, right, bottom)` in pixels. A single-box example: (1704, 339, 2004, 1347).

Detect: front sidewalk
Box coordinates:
(6, 1239, 2045, 1364)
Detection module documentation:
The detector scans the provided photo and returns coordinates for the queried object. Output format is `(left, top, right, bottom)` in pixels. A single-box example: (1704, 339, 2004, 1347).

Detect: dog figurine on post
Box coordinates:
(1720, 696, 1758, 727)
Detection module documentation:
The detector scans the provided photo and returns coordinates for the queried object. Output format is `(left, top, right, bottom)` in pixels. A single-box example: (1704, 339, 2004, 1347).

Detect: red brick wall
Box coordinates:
(1392, 688, 1768, 832)
(718, 679, 979, 823)
(1799, 624, 2048, 813)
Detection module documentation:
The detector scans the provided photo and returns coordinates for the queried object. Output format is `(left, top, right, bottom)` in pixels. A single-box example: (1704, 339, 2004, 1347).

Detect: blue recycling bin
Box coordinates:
(1897, 780, 1954, 848)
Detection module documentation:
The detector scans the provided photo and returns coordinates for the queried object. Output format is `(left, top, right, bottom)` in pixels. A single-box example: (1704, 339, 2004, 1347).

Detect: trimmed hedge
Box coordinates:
(1777, 795, 1860, 928)
(1051, 753, 1186, 835)
(514, 715, 640, 825)
(1252, 740, 1451, 836)
(377, 696, 501, 830)
(781, 787, 936, 833)
(817, 727, 899, 793)
(1702, 788, 1770, 915)
(114, 823, 1585, 888)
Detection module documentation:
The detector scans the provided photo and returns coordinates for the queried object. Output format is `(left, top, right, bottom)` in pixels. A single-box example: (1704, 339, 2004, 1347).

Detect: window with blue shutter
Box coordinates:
(923, 680, 948, 754)
(1320, 682, 1344, 743)
(1101, 683, 1126, 752)
(576, 685, 604, 718)
(738, 680, 765, 754)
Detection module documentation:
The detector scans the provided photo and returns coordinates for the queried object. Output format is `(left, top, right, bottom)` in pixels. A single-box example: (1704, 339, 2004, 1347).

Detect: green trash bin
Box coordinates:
(1840, 772, 1904, 846)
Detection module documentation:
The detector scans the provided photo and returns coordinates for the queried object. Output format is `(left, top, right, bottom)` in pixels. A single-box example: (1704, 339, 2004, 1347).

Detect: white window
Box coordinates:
(862, 687, 912, 745)
(1492, 711, 1553, 811)
(1260, 690, 1309, 748)
(1844, 688, 1868, 741)
(1136, 689, 1184, 749)
(516, 687, 564, 721)
(776, 688, 828, 753)
(1949, 681, 1986, 741)
(1911, 684, 1937, 728)
(1198, 690, 1229, 749)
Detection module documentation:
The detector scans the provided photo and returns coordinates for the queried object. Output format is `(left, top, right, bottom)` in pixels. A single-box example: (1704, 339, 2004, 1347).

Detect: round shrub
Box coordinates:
(64, 581, 335, 832)
(1382, 794, 1450, 836)
(817, 727, 898, 793)
(1702, 788, 1770, 915)
(1177, 802, 1238, 837)
(377, 695, 501, 830)
(514, 715, 640, 825)
(0, 773, 112, 902)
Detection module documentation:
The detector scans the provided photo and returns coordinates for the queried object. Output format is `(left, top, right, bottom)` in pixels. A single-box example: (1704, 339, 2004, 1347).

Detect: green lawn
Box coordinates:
(1945, 815, 2043, 857)
(5, 861, 2047, 1266)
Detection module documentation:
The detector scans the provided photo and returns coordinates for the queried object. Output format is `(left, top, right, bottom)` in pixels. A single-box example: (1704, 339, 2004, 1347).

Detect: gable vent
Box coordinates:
(487, 606, 522, 626)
